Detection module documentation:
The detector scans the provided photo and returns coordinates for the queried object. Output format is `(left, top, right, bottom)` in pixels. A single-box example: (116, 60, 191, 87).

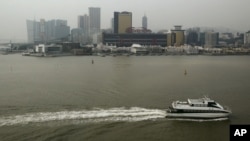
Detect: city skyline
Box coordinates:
(0, 0, 250, 42)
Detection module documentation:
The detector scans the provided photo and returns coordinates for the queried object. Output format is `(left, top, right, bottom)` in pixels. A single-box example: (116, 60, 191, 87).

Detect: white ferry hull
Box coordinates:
(166, 112, 230, 119)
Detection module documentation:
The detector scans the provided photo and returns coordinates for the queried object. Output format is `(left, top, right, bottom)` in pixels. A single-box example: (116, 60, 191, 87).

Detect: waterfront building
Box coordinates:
(142, 15, 147, 29)
(244, 31, 250, 45)
(171, 26, 185, 46)
(167, 32, 176, 46)
(126, 27, 151, 34)
(114, 11, 132, 34)
(104, 11, 166, 47)
(204, 32, 219, 48)
(35, 44, 62, 54)
(102, 32, 167, 47)
(89, 7, 101, 35)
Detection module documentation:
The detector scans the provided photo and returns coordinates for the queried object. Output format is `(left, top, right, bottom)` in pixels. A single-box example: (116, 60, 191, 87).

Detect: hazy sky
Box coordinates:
(0, 0, 250, 42)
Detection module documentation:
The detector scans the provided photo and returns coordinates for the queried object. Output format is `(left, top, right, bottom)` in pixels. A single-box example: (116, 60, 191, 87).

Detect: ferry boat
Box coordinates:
(166, 97, 231, 119)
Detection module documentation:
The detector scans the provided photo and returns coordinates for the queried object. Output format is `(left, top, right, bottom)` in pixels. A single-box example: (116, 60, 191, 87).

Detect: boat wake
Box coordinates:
(0, 107, 166, 126)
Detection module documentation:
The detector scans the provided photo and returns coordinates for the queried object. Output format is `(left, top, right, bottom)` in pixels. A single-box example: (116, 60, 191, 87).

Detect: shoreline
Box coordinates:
(18, 52, 250, 57)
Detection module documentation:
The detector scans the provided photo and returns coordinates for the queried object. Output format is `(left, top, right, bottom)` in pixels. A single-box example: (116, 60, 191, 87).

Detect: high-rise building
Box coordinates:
(78, 14, 89, 35)
(186, 28, 200, 46)
(114, 11, 132, 34)
(142, 15, 147, 29)
(55, 19, 67, 26)
(26, 19, 70, 43)
(205, 32, 219, 48)
(171, 25, 185, 46)
(199, 32, 205, 46)
(111, 18, 114, 33)
(55, 24, 70, 40)
(83, 14, 89, 34)
(46, 19, 56, 41)
(78, 15, 84, 29)
(26, 19, 42, 43)
(244, 31, 250, 45)
(54, 19, 70, 41)
(167, 32, 176, 46)
(26, 20, 36, 43)
(40, 19, 46, 42)
(89, 7, 101, 35)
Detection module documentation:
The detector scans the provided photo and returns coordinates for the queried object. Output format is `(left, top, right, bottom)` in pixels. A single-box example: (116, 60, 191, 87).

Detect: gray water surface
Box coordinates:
(0, 54, 249, 141)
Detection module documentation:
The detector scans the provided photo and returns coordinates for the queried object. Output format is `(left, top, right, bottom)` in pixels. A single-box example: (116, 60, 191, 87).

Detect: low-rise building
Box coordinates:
(35, 44, 62, 54)
(102, 33, 167, 47)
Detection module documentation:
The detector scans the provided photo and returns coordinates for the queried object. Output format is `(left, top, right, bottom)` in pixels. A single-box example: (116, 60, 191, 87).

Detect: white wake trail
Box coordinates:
(0, 107, 166, 126)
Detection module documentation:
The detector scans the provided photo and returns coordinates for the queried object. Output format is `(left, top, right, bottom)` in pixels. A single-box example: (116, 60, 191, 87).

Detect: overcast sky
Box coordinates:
(0, 0, 249, 42)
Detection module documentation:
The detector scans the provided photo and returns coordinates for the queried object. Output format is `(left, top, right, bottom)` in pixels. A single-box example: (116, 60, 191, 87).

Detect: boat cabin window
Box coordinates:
(208, 102, 219, 108)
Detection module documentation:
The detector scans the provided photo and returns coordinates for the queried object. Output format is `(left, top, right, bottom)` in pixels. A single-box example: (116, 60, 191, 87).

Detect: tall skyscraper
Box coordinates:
(89, 7, 101, 35)
(83, 14, 89, 34)
(46, 19, 56, 40)
(114, 11, 132, 34)
(142, 15, 147, 29)
(26, 20, 36, 43)
(40, 19, 46, 42)
(26, 19, 41, 43)
(78, 15, 84, 28)
(78, 14, 89, 35)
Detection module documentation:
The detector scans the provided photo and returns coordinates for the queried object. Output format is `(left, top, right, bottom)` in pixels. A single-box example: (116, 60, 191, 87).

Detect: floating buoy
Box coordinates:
(184, 69, 187, 76)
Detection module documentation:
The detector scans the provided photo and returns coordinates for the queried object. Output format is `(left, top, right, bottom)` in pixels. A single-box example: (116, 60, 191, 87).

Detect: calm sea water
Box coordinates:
(0, 54, 250, 141)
